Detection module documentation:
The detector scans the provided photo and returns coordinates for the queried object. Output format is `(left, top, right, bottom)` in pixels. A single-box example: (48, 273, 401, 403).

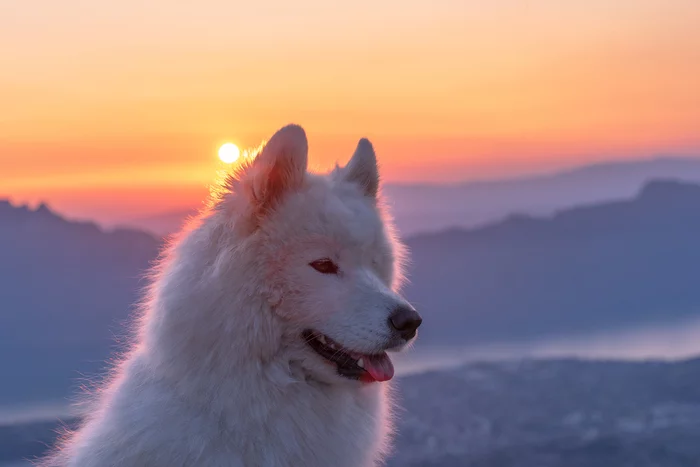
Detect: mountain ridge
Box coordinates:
(2, 178, 700, 406)
(111, 156, 700, 236)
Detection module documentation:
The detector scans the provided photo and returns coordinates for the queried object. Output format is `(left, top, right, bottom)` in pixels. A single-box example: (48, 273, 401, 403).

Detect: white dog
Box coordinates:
(41, 124, 421, 467)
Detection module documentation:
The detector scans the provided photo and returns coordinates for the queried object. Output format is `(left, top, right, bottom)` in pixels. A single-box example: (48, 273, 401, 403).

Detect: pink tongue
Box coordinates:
(362, 354, 394, 382)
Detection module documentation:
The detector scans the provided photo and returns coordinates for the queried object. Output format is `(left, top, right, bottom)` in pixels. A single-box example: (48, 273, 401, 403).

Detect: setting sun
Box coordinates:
(218, 143, 240, 164)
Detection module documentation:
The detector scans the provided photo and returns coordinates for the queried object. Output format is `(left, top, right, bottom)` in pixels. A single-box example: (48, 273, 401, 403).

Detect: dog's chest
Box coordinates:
(241, 383, 389, 467)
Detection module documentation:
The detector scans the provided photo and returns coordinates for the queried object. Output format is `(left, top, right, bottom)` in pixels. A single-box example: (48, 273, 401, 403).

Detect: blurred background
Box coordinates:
(1, 1, 699, 466)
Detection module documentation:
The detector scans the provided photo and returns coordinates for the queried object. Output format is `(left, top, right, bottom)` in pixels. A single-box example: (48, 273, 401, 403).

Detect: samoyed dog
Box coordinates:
(42, 124, 421, 467)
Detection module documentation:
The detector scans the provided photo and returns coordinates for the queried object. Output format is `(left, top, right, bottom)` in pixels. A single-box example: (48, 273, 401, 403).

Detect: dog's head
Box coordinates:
(220, 124, 421, 384)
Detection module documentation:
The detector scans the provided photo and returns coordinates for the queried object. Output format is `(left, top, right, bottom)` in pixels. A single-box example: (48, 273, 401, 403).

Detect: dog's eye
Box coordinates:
(309, 258, 339, 275)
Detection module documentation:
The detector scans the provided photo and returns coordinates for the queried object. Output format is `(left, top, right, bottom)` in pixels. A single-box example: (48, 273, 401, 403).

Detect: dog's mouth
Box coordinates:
(302, 330, 394, 383)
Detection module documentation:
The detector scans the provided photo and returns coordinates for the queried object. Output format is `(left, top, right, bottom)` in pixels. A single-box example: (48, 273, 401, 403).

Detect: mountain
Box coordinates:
(3, 358, 700, 467)
(123, 208, 198, 237)
(406, 180, 700, 348)
(121, 157, 700, 236)
(0, 201, 161, 405)
(2, 179, 700, 407)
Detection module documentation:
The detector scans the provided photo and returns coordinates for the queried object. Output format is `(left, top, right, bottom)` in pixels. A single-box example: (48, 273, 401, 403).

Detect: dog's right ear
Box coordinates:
(224, 124, 308, 222)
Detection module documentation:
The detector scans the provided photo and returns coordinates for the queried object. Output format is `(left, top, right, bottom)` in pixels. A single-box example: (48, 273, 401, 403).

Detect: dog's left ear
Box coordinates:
(344, 138, 379, 198)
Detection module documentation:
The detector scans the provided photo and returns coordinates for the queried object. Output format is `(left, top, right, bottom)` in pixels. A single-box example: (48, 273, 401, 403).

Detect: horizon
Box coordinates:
(3, 154, 700, 229)
(4, 168, 700, 243)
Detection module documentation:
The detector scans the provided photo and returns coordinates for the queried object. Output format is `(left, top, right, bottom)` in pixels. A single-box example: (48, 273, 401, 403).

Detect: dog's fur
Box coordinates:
(41, 124, 417, 467)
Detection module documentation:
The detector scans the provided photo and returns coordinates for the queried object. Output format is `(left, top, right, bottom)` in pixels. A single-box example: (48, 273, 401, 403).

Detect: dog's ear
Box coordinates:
(244, 124, 308, 212)
(344, 138, 379, 198)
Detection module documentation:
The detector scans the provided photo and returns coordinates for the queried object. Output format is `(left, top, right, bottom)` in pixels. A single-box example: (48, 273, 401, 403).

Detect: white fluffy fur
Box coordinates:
(40, 124, 418, 467)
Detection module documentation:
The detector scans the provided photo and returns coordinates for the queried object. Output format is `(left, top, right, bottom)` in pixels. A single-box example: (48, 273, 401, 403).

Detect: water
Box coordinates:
(394, 314, 700, 375)
(4, 315, 700, 427)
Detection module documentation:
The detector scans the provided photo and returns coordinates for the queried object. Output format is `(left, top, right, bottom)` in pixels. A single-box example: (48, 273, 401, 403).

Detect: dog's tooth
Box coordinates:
(357, 358, 364, 369)
(318, 336, 327, 345)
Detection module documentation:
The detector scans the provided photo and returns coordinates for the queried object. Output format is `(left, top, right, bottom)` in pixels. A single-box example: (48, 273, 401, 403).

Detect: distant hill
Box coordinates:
(0, 201, 161, 405)
(123, 208, 198, 237)
(3, 358, 700, 467)
(121, 157, 700, 236)
(2, 179, 700, 406)
(406, 179, 700, 347)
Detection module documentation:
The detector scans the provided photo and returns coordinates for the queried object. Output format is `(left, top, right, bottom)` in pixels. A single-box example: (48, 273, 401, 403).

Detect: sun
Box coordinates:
(218, 143, 240, 164)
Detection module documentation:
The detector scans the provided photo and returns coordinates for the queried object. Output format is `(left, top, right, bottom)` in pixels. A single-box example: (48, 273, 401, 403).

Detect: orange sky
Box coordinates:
(1, 0, 699, 223)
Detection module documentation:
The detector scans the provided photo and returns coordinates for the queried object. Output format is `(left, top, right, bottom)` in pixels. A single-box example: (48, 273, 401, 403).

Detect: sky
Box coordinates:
(1, 0, 699, 223)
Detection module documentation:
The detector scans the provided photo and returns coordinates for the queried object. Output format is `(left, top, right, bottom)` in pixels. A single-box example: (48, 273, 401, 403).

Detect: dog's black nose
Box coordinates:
(389, 305, 422, 340)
